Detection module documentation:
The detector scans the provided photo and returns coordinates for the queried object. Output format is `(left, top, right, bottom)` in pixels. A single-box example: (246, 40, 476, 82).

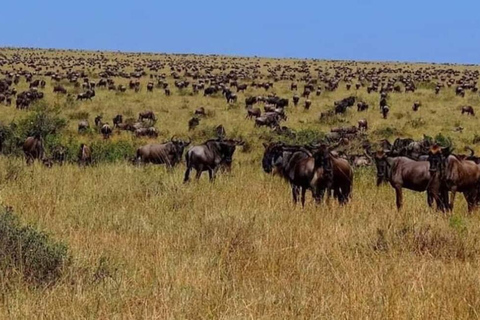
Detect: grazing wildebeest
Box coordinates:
(184, 139, 244, 182)
(138, 110, 156, 122)
(53, 85, 67, 94)
(52, 145, 66, 165)
(374, 149, 448, 211)
(461, 106, 475, 116)
(147, 82, 154, 92)
(188, 117, 200, 130)
(304, 99, 312, 110)
(427, 145, 480, 212)
(412, 101, 421, 111)
(245, 96, 258, 107)
(77, 89, 95, 101)
(358, 119, 368, 131)
(78, 120, 90, 133)
(165, 88, 171, 96)
(112, 114, 123, 128)
(236, 84, 247, 92)
(195, 107, 206, 116)
(78, 144, 92, 166)
(246, 107, 261, 119)
(23, 135, 44, 165)
(135, 127, 158, 138)
(357, 102, 369, 112)
(101, 123, 113, 139)
(135, 137, 191, 167)
(255, 112, 282, 128)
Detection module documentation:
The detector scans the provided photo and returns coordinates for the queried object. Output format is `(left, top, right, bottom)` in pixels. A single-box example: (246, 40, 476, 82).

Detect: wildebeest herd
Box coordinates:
(1, 48, 480, 212)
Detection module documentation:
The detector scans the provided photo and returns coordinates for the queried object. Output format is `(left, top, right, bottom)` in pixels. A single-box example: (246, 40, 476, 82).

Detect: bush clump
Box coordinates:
(0, 207, 70, 285)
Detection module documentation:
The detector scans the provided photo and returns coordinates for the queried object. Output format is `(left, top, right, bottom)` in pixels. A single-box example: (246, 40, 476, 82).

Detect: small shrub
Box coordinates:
(68, 111, 90, 120)
(0, 207, 70, 285)
(373, 126, 401, 138)
(435, 133, 453, 147)
(91, 140, 137, 163)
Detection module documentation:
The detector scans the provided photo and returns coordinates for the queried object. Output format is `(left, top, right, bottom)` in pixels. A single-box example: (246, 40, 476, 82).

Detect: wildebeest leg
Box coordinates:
(465, 191, 477, 213)
(450, 187, 457, 211)
(427, 191, 433, 208)
(394, 185, 403, 210)
(291, 185, 299, 204)
(208, 168, 214, 182)
(301, 187, 307, 208)
(183, 166, 192, 183)
(195, 168, 203, 180)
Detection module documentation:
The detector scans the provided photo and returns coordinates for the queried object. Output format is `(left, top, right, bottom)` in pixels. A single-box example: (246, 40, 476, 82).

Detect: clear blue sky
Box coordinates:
(1, 0, 478, 64)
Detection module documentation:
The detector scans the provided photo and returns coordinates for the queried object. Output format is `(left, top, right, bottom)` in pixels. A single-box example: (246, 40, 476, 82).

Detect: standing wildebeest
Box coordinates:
(138, 110, 156, 122)
(461, 106, 475, 116)
(135, 127, 158, 138)
(292, 94, 300, 106)
(216, 125, 226, 139)
(101, 123, 112, 139)
(246, 106, 261, 119)
(23, 135, 44, 165)
(357, 102, 369, 112)
(195, 107, 206, 116)
(427, 145, 480, 212)
(53, 85, 67, 94)
(412, 101, 421, 111)
(184, 139, 243, 182)
(78, 144, 92, 166)
(52, 145, 66, 165)
(304, 99, 312, 110)
(358, 119, 368, 131)
(381, 105, 390, 119)
(94, 115, 103, 127)
(374, 150, 448, 211)
(135, 137, 191, 167)
(77, 89, 95, 101)
(236, 84, 248, 92)
(147, 82, 154, 92)
(113, 114, 123, 128)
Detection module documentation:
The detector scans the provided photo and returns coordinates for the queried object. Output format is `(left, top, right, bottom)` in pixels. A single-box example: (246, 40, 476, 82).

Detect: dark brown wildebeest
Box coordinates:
(427, 145, 480, 212)
(292, 94, 300, 106)
(310, 144, 353, 205)
(374, 149, 448, 211)
(194, 107, 206, 116)
(147, 82, 154, 92)
(255, 112, 282, 128)
(78, 144, 92, 166)
(184, 138, 244, 182)
(78, 120, 90, 133)
(101, 123, 112, 139)
(412, 101, 421, 111)
(358, 119, 368, 131)
(138, 110, 156, 122)
(23, 135, 44, 165)
(236, 84, 247, 92)
(188, 117, 200, 130)
(165, 88, 171, 96)
(53, 85, 67, 94)
(381, 105, 389, 119)
(135, 137, 191, 167)
(77, 89, 95, 101)
(304, 99, 312, 110)
(113, 114, 123, 128)
(135, 127, 158, 138)
(118, 85, 127, 92)
(52, 145, 66, 165)
(461, 106, 475, 116)
(290, 82, 298, 91)
(246, 107, 261, 119)
(94, 115, 103, 127)
(357, 102, 369, 112)
(316, 89, 322, 96)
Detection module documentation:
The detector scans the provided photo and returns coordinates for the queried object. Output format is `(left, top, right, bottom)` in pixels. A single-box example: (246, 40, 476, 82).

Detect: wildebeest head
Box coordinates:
(262, 142, 285, 173)
(171, 136, 191, 164)
(374, 149, 391, 186)
(217, 139, 244, 168)
(427, 144, 451, 175)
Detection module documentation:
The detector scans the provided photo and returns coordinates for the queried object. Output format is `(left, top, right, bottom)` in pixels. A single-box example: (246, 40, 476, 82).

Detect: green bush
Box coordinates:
(0, 207, 70, 285)
(68, 111, 90, 120)
(91, 140, 138, 163)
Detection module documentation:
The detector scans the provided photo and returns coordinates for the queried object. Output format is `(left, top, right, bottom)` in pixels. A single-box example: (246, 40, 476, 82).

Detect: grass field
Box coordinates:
(1, 48, 480, 318)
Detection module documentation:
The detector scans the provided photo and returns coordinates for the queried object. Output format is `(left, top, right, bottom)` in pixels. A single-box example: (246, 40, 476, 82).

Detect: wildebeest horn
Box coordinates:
(171, 135, 177, 142)
(465, 146, 474, 157)
(363, 149, 373, 161)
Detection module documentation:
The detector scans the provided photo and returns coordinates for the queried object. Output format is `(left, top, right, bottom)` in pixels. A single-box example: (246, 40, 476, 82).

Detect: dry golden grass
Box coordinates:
(0, 48, 480, 318)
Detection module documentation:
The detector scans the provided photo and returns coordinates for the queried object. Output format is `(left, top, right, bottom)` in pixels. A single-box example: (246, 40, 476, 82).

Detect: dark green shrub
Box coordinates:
(91, 140, 138, 163)
(0, 207, 70, 285)
(373, 126, 401, 138)
(68, 111, 90, 120)
(435, 133, 453, 147)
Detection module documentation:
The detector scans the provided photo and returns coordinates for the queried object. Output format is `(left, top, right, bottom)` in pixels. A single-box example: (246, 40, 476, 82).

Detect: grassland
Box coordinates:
(0, 49, 480, 318)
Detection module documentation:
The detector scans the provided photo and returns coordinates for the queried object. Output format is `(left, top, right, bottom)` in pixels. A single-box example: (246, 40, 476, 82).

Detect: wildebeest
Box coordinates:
(135, 137, 191, 167)
(215, 125, 226, 139)
(304, 99, 312, 110)
(113, 114, 123, 127)
(292, 94, 300, 106)
(194, 107, 206, 116)
(78, 120, 90, 133)
(94, 115, 103, 127)
(357, 102, 369, 112)
(135, 127, 158, 138)
(374, 149, 448, 211)
(188, 117, 200, 130)
(255, 112, 283, 128)
(412, 101, 421, 111)
(461, 106, 475, 116)
(184, 138, 244, 182)
(246, 107, 261, 119)
(427, 145, 480, 212)
(358, 119, 368, 131)
(52, 145, 66, 165)
(381, 105, 389, 119)
(53, 85, 67, 94)
(78, 144, 92, 166)
(138, 110, 156, 122)
(77, 89, 95, 101)
(101, 123, 112, 139)
(23, 135, 44, 165)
